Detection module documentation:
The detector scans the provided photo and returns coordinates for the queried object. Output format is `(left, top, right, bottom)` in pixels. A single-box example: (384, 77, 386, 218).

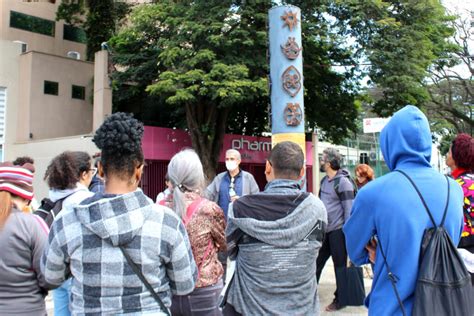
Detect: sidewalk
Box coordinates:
(46, 258, 372, 315)
(319, 259, 371, 316)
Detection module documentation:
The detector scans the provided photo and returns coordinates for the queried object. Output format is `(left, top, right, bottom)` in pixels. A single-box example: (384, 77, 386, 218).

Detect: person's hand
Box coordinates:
(365, 238, 377, 264)
(230, 195, 239, 202)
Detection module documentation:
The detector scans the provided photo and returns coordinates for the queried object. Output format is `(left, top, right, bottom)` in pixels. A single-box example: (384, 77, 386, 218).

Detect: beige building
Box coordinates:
(0, 0, 111, 199)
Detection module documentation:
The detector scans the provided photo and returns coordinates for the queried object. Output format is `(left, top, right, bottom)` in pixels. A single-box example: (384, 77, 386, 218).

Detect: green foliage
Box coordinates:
(56, 0, 130, 60)
(324, 0, 457, 116)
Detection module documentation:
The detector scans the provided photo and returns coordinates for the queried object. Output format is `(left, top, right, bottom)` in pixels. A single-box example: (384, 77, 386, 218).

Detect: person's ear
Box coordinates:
(135, 163, 144, 183)
(97, 161, 104, 178)
(299, 166, 305, 179)
(80, 170, 88, 182)
(265, 160, 272, 176)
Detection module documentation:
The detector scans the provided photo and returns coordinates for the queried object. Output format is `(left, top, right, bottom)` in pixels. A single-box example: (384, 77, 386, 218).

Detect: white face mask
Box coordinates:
(226, 160, 238, 172)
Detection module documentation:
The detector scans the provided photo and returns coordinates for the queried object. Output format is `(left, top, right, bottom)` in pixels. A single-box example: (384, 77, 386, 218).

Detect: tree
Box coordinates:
(324, 0, 458, 116)
(110, 1, 360, 178)
(425, 13, 474, 137)
(110, 1, 456, 178)
(56, 0, 130, 60)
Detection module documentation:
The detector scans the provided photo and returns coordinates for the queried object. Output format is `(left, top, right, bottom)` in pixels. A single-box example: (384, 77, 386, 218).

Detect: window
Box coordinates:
(72, 85, 85, 100)
(10, 11, 55, 37)
(63, 24, 86, 43)
(44, 81, 58, 96)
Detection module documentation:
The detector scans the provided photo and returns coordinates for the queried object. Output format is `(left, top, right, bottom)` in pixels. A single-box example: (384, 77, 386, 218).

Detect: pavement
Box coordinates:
(46, 258, 372, 315)
(319, 259, 371, 316)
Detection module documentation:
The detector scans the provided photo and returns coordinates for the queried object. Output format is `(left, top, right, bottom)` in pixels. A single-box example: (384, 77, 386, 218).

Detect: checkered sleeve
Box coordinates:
(41, 217, 70, 287)
(165, 214, 197, 295)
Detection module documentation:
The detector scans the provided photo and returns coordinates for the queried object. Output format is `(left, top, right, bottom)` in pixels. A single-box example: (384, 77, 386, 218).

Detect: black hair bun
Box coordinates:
(93, 112, 144, 155)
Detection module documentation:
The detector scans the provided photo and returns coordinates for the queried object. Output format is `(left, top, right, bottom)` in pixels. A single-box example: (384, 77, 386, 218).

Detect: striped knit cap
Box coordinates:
(0, 162, 34, 201)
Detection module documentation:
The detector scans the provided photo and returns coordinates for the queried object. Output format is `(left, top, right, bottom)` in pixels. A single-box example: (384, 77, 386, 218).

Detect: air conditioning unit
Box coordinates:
(13, 41, 28, 53)
(67, 51, 81, 60)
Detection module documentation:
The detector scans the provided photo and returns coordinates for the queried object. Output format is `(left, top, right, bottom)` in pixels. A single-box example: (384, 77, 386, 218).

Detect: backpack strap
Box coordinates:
(377, 237, 407, 316)
(395, 170, 450, 228)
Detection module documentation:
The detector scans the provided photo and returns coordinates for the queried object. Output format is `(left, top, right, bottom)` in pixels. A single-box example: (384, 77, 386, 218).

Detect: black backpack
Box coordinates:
(34, 197, 67, 228)
(380, 170, 472, 316)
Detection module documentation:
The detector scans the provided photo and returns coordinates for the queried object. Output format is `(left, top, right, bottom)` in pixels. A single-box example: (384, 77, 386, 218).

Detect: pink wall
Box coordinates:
(142, 126, 314, 165)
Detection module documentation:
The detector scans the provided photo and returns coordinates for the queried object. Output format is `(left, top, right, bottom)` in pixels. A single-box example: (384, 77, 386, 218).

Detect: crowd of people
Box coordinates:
(0, 106, 473, 315)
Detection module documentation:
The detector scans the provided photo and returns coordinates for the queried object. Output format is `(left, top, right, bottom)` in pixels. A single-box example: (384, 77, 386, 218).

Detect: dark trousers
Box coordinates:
(316, 228, 348, 304)
(171, 280, 223, 316)
(222, 303, 242, 316)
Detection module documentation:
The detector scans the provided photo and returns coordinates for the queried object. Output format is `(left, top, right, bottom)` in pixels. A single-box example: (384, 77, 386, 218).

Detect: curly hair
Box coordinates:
(92, 112, 144, 179)
(355, 164, 375, 181)
(451, 133, 474, 172)
(44, 151, 92, 190)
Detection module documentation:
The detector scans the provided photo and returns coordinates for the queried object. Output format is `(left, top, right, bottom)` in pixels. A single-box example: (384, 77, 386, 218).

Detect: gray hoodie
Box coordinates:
(226, 180, 327, 315)
(0, 209, 52, 315)
(319, 169, 355, 232)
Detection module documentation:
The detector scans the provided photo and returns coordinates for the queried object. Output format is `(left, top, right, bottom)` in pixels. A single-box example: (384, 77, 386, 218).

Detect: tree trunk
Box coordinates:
(185, 103, 230, 183)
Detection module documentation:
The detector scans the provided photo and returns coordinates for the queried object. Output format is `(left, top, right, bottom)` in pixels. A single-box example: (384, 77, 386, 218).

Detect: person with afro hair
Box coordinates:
(446, 133, 474, 285)
(42, 112, 197, 315)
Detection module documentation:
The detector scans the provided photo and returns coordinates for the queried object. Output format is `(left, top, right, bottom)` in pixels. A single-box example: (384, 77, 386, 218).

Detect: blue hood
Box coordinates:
(380, 105, 431, 171)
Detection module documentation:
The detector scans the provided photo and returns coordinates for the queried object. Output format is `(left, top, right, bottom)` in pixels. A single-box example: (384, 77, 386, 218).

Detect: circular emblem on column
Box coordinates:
(284, 102, 303, 126)
(282, 66, 302, 97)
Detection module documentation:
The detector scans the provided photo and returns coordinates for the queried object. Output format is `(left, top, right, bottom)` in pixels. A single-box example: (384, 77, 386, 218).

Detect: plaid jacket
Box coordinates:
(41, 190, 197, 315)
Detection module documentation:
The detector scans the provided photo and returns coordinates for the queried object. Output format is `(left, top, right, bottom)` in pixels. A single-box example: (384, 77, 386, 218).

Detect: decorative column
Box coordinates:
(268, 5, 305, 155)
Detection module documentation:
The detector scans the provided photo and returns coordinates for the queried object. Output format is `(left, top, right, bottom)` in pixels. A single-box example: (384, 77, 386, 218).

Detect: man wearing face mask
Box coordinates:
(316, 147, 356, 312)
(206, 149, 259, 219)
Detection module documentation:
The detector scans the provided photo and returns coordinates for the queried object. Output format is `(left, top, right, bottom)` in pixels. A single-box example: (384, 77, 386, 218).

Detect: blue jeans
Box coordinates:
(53, 278, 72, 316)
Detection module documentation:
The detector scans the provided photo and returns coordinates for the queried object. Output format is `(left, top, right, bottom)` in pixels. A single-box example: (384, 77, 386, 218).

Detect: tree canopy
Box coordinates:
(56, 0, 130, 60)
(108, 0, 457, 177)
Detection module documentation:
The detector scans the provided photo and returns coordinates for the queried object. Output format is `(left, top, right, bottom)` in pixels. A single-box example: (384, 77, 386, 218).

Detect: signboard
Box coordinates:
(363, 117, 391, 134)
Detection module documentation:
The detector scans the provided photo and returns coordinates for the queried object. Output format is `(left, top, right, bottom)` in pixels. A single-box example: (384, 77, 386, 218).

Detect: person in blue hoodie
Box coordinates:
(343, 105, 464, 316)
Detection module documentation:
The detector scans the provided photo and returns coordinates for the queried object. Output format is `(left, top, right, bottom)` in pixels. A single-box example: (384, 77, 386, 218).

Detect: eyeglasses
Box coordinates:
(89, 167, 98, 176)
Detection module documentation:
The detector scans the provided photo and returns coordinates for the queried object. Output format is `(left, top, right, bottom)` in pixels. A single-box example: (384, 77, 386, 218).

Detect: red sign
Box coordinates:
(142, 126, 313, 165)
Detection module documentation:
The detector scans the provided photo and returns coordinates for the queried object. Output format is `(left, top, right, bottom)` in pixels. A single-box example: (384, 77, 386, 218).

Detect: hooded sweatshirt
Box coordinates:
(344, 105, 464, 316)
(0, 209, 51, 316)
(48, 183, 94, 220)
(42, 190, 197, 315)
(226, 179, 327, 315)
(319, 168, 355, 232)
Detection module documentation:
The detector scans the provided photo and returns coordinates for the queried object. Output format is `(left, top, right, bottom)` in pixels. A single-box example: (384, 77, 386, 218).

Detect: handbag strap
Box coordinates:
(119, 247, 170, 316)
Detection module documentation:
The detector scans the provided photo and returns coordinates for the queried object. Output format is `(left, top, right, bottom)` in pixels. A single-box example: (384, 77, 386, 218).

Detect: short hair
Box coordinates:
(44, 151, 92, 190)
(355, 164, 375, 181)
(13, 156, 34, 166)
(451, 133, 474, 172)
(225, 149, 241, 161)
(92, 112, 144, 180)
(322, 148, 341, 170)
(167, 149, 205, 219)
(268, 141, 304, 179)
